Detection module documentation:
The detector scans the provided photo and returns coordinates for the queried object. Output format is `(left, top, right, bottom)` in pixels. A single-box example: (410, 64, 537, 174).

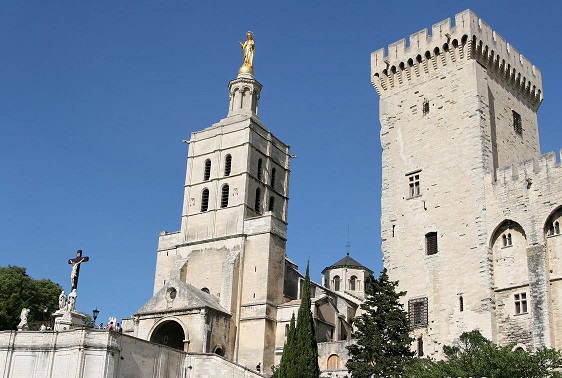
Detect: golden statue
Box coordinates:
(239, 31, 255, 75)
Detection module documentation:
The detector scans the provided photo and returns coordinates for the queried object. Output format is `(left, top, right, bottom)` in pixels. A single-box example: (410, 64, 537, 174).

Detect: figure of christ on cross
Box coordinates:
(68, 250, 89, 291)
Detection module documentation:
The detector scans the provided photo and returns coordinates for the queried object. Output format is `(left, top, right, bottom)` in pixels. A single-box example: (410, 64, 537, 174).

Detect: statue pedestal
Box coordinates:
(53, 310, 86, 331)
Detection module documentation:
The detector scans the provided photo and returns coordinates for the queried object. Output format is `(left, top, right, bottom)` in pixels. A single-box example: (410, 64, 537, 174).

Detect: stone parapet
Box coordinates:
(370, 9, 543, 109)
(490, 150, 561, 186)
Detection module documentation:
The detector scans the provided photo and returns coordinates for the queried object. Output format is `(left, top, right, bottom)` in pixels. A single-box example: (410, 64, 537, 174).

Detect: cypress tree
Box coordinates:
(275, 262, 320, 378)
(293, 262, 320, 378)
(274, 313, 296, 378)
(346, 268, 414, 378)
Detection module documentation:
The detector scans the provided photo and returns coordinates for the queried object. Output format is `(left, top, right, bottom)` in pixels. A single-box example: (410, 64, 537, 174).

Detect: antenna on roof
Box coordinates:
(345, 225, 351, 256)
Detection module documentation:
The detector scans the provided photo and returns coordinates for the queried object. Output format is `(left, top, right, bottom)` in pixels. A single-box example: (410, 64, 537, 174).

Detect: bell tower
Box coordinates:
(132, 32, 291, 375)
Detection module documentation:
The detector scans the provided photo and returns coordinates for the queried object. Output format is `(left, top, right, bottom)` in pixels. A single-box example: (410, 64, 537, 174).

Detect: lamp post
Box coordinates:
(43, 307, 48, 321)
(92, 308, 100, 328)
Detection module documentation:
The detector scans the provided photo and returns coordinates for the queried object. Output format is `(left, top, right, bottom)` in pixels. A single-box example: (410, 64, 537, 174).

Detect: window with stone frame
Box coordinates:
(349, 276, 357, 291)
(257, 158, 263, 181)
(425, 232, 438, 255)
(204, 159, 211, 181)
(512, 110, 522, 136)
(220, 184, 229, 208)
(514, 292, 528, 314)
(408, 297, 428, 328)
(407, 171, 421, 198)
(333, 276, 341, 291)
(201, 188, 209, 212)
(224, 154, 232, 177)
(254, 188, 262, 213)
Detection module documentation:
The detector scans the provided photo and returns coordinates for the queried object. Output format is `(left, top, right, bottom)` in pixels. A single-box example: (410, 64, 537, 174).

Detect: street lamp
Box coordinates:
(92, 308, 100, 328)
(43, 307, 48, 321)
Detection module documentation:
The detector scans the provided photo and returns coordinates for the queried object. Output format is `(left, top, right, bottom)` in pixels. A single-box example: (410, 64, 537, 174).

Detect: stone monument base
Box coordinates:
(52, 310, 87, 331)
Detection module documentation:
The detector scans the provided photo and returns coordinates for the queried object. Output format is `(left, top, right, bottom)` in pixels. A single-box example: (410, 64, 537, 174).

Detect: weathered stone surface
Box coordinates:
(374, 9, 562, 357)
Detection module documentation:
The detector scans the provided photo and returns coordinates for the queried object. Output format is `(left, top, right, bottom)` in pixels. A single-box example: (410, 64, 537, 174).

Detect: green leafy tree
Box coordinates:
(274, 262, 320, 378)
(346, 268, 414, 378)
(405, 330, 562, 378)
(0, 266, 62, 330)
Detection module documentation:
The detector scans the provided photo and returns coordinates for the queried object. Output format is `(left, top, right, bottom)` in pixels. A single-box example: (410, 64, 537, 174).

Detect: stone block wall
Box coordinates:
(0, 329, 264, 378)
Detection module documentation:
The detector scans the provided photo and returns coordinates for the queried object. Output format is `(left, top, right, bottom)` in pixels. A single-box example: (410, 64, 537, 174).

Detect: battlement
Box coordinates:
(371, 9, 543, 109)
(490, 150, 562, 186)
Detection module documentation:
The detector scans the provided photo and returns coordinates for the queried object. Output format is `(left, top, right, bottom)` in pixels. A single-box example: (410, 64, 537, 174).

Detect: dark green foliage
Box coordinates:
(273, 313, 296, 377)
(346, 268, 414, 378)
(0, 266, 62, 330)
(405, 330, 562, 378)
(274, 262, 320, 378)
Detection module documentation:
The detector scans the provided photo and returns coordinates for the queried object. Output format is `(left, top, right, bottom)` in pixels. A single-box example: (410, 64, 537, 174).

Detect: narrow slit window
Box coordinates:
(507, 233, 512, 246)
(270, 168, 276, 189)
(201, 188, 209, 212)
(257, 158, 263, 181)
(255, 188, 262, 213)
(224, 154, 232, 177)
(204, 159, 211, 181)
(221, 184, 229, 208)
(555, 221, 560, 236)
(512, 110, 522, 136)
(422, 99, 430, 115)
(268, 196, 275, 212)
(417, 336, 424, 357)
(426, 232, 438, 255)
(459, 296, 464, 312)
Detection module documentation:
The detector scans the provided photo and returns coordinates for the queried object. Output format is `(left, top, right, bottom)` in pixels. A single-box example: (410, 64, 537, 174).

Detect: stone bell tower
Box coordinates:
(127, 33, 292, 374)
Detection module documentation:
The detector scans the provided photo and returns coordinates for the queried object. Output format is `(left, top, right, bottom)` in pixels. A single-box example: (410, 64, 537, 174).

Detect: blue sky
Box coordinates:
(1, 1, 561, 324)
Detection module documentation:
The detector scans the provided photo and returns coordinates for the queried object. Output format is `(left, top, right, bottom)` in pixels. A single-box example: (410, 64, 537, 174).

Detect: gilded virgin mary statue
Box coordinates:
(239, 31, 255, 75)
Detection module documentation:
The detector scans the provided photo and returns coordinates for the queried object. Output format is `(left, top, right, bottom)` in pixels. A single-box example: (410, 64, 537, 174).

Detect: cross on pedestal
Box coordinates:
(68, 250, 89, 291)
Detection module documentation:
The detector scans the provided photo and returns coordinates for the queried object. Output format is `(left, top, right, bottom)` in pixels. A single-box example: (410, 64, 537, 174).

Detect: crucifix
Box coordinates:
(68, 249, 89, 291)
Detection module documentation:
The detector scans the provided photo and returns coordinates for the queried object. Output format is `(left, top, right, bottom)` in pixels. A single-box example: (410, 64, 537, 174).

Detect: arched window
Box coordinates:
(268, 196, 275, 212)
(221, 184, 229, 208)
(201, 188, 209, 212)
(224, 154, 232, 177)
(555, 221, 560, 235)
(333, 276, 340, 291)
(349, 276, 357, 291)
(204, 159, 211, 181)
(502, 234, 507, 247)
(201, 287, 210, 294)
(327, 354, 340, 370)
(255, 188, 261, 213)
(271, 168, 276, 189)
(507, 233, 512, 246)
(257, 158, 263, 181)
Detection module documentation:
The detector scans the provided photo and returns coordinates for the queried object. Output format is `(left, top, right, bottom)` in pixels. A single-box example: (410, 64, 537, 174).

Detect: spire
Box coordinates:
(227, 31, 262, 117)
(345, 225, 351, 256)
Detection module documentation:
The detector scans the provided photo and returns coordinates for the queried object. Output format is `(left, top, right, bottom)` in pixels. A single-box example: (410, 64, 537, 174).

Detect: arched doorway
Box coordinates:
(149, 320, 185, 350)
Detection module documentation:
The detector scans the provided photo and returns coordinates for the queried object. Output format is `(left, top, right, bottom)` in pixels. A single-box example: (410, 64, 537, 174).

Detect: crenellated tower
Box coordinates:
(372, 9, 562, 357)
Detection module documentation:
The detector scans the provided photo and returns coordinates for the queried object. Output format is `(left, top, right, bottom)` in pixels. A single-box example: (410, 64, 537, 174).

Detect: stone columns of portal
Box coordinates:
(227, 74, 262, 117)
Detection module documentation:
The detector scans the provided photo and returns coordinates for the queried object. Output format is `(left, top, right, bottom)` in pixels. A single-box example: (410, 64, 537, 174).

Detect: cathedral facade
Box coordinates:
(122, 57, 371, 376)
(372, 9, 562, 357)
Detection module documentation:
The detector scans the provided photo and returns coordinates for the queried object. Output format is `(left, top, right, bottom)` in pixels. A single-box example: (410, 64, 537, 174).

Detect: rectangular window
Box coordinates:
(514, 292, 528, 314)
(513, 110, 522, 136)
(408, 297, 428, 328)
(426, 232, 438, 255)
(407, 171, 421, 198)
